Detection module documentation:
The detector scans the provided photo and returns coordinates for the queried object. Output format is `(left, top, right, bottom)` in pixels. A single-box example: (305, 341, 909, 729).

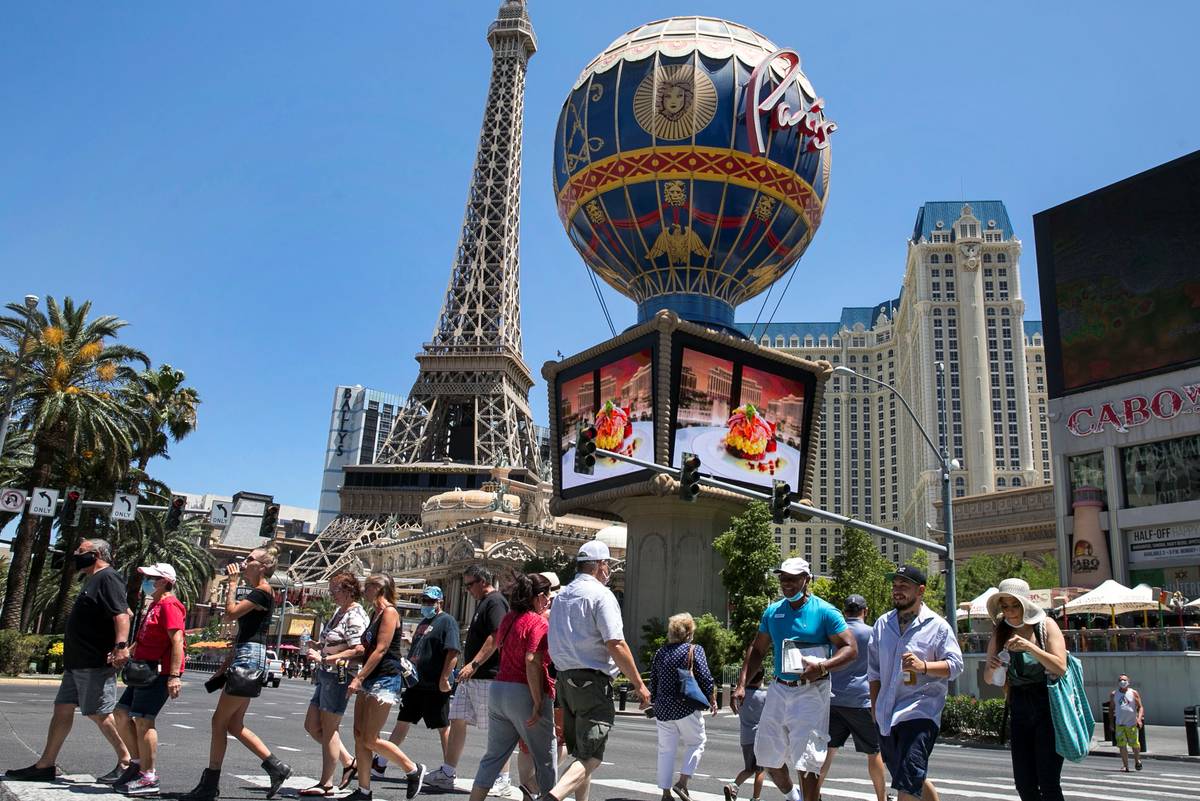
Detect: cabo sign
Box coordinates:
(1067, 382, 1200, 437)
(745, 49, 837, 158)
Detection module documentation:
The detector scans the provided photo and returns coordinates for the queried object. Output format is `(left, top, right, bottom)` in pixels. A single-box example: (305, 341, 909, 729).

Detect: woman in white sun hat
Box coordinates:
(985, 578, 1068, 801)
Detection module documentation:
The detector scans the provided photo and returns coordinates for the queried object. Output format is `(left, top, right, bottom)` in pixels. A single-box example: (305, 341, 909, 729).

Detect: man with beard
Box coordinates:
(733, 558, 857, 801)
(5, 539, 134, 784)
(868, 566, 962, 801)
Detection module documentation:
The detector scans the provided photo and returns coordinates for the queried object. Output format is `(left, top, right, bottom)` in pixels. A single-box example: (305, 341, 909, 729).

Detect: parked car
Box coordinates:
(263, 650, 284, 688)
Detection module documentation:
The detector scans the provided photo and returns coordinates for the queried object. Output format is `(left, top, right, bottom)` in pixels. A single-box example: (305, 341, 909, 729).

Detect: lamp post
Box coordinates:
(0, 295, 40, 458)
(832, 362, 959, 689)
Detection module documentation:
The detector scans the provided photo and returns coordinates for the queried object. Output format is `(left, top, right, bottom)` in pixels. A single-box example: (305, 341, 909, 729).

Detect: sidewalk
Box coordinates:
(1087, 723, 1198, 763)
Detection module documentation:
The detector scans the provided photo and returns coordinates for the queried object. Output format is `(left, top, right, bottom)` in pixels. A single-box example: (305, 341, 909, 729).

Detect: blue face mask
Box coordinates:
(420, 605, 437, 619)
(141, 578, 158, 596)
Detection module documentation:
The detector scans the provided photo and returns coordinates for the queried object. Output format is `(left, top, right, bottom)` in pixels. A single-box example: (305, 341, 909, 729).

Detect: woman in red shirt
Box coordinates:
(468, 573, 556, 801)
(112, 563, 187, 796)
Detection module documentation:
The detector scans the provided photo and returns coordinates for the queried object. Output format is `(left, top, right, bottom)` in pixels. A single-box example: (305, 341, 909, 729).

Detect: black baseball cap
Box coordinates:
(844, 594, 868, 612)
(886, 565, 927, 586)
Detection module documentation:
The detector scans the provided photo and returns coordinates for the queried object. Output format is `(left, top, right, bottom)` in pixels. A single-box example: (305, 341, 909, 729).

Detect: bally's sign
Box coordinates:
(1067, 382, 1200, 437)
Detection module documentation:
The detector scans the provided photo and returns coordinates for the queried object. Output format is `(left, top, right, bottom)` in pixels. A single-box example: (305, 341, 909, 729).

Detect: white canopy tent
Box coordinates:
(959, 587, 999, 620)
(1065, 580, 1159, 626)
(1186, 596, 1200, 609)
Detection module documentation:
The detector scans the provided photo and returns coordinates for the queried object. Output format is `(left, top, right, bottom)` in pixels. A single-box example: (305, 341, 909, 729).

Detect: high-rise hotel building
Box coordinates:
(739, 202, 1052, 573)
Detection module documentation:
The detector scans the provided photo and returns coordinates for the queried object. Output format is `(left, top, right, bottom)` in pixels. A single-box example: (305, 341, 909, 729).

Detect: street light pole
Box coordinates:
(833, 362, 960, 690)
(0, 295, 40, 459)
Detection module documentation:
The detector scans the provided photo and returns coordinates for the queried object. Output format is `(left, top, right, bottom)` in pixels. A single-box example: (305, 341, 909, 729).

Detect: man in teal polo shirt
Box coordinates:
(733, 558, 857, 801)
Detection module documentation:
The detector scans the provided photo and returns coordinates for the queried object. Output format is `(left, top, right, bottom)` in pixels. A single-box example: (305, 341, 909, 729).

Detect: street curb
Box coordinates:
(941, 737, 1200, 763)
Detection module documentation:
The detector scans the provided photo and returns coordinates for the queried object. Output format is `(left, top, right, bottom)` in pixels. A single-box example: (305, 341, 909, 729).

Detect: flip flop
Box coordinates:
(299, 785, 334, 797)
(340, 759, 358, 790)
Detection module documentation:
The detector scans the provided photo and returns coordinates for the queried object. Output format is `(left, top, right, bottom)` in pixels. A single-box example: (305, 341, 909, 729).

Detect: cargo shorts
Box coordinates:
(557, 669, 615, 762)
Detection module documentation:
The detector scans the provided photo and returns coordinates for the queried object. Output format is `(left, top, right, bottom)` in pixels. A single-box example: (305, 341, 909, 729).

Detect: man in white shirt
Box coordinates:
(542, 541, 650, 801)
(867, 566, 963, 801)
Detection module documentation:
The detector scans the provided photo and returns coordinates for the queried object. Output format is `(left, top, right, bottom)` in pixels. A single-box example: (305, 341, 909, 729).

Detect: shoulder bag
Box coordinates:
(676, 645, 711, 712)
(121, 660, 159, 688)
(225, 665, 265, 697)
(1037, 620, 1094, 762)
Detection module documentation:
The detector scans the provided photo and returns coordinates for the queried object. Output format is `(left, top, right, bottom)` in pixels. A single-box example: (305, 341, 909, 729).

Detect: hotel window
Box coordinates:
(944, 253, 954, 264)
(790, 336, 800, 348)
(775, 336, 785, 348)
(997, 253, 1007, 262)
(983, 253, 992, 263)
(929, 254, 940, 264)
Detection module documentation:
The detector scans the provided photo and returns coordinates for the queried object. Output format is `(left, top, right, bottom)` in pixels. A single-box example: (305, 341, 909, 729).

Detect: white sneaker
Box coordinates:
(489, 776, 514, 798)
(423, 767, 457, 790)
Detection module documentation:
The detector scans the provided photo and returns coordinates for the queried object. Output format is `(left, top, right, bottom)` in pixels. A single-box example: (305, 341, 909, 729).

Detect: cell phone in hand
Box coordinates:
(204, 673, 227, 693)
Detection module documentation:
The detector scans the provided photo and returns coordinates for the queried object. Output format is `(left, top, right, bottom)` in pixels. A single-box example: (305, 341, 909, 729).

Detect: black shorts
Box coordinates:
(396, 686, 451, 729)
(880, 718, 939, 797)
(115, 675, 170, 720)
(828, 706, 880, 753)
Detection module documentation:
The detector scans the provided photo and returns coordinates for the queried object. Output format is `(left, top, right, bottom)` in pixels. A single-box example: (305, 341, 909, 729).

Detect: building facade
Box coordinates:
(316, 385, 406, 533)
(742, 202, 1050, 574)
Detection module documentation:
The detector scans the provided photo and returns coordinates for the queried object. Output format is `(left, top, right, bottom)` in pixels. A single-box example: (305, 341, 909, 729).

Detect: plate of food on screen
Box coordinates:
(684, 404, 800, 479)
(594, 401, 645, 461)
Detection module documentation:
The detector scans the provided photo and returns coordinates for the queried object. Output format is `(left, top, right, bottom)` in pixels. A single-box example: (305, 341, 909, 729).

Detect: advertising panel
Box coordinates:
(669, 335, 816, 494)
(1127, 521, 1200, 566)
(556, 336, 656, 498)
(1035, 150, 1200, 398)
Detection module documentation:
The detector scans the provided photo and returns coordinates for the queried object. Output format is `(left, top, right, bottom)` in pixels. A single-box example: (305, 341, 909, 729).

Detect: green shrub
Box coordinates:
(941, 695, 1007, 741)
(0, 631, 52, 675)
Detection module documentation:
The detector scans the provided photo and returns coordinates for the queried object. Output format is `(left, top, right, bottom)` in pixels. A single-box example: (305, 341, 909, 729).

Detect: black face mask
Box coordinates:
(73, 552, 98, 570)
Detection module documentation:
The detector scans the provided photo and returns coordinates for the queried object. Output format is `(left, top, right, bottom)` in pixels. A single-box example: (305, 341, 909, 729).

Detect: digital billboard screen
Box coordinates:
(556, 336, 656, 499)
(669, 335, 817, 494)
(1035, 150, 1200, 397)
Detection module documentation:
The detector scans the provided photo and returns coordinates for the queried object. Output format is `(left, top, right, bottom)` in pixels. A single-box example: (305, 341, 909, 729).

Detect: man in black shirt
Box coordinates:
(427, 565, 509, 791)
(5, 539, 134, 785)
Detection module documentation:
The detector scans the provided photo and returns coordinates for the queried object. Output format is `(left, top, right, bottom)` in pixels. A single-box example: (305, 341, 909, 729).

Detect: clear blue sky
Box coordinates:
(3, 1, 1198, 511)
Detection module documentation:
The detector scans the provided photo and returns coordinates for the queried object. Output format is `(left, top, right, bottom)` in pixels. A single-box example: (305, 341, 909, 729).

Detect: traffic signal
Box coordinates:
(771, 480, 791, 524)
(166, 495, 186, 531)
(678, 452, 701, 502)
(574, 425, 597, 475)
(259, 504, 280, 537)
(59, 488, 82, 528)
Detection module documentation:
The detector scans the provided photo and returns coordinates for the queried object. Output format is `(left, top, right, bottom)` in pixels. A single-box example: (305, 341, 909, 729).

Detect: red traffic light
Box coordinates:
(66, 490, 81, 502)
(171, 496, 185, 509)
(581, 425, 597, 441)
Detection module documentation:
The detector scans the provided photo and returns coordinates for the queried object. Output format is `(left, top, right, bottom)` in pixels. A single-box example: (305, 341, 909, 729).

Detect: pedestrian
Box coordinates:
(868, 565, 963, 801)
(985, 577, 1069, 800)
(650, 613, 717, 801)
(516, 570, 566, 791)
(374, 586, 461, 779)
(111, 563, 187, 796)
(179, 547, 292, 801)
(733, 558, 857, 801)
(468, 572, 558, 801)
(429, 566, 511, 793)
(540, 540, 651, 801)
(723, 669, 766, 801)
(817, 594, 888, 801)
(1111, 674, 1144, 773)
(5, 539, 134, 784)
(300, 571, 371, 796)
(344, 574, 426, 801)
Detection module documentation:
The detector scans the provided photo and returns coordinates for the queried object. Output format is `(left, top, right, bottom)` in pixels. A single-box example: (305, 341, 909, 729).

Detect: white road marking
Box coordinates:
(265, 714, 286, 719)
(171, 723, 195, 730)
(277, 745, 303, 752)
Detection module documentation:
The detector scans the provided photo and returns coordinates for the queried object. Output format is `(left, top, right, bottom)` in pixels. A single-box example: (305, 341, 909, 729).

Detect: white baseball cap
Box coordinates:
(538, 571, 562, 597)
(577, 540, 611, 562)
(773, 557, 811, 577)
(138, 563, 178, 583)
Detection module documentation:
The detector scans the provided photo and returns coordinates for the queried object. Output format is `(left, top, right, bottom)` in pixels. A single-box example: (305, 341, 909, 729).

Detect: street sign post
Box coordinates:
(209, 501, 230, 527)
(0, 487, 27, 514)
(111, 491, 138, 522)
(30, 487, 59, 517)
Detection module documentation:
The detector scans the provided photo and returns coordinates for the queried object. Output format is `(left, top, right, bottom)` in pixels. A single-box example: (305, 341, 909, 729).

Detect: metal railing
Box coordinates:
(960, 627, 1200, 654)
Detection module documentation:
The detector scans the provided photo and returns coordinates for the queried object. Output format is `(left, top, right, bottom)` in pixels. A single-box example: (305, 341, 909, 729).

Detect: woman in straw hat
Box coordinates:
(986, 578, 1069, 801)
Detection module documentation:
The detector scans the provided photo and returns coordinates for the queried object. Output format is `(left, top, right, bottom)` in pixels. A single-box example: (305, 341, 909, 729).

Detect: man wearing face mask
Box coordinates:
(111, 563, 187, 795)
(5, 539, 134, 784)
(733, 558, 857, 801)
(1110, 674, 1144, 772)
(375, 587, 461, 779)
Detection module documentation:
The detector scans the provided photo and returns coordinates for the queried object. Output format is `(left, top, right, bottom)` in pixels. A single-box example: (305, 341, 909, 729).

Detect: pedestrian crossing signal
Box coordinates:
(679, 452, 701, 502)
(574, 425, 598, 475)
(771, 480, 791, 524)
(260, 504, 280, 537)
(166, 495, 186, 531)
(60, 488, 82, 528)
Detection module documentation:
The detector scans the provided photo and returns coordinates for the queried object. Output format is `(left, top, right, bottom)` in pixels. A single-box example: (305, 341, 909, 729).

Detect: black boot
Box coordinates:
(262, 755, 292, 799)
(179, 768, 221, 801)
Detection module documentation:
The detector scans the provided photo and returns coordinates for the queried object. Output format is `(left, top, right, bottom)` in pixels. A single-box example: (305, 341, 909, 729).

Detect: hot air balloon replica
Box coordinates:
(543, 17, 836, 639)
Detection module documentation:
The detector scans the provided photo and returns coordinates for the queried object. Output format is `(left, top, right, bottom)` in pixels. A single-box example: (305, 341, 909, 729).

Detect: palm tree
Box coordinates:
(0, 297, 150, 630)
(130, 364, 201, 475)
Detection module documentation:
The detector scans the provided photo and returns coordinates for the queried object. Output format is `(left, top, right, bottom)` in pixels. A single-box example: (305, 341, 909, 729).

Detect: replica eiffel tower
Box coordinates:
(290, 1, 542, 582)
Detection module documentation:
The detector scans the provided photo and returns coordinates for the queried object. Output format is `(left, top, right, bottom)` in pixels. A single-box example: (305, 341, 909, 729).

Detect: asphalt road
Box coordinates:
(1, 678, 1197, 801)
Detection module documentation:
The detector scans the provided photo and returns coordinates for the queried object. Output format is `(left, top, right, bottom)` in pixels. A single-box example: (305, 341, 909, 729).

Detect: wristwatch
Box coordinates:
(114, 641, 128, 649)
(168, 674, 182, 679)
(819, 661, 829, 678)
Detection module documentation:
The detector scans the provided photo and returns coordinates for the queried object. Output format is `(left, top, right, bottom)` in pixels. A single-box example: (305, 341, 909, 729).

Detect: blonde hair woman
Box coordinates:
(181, 547, 292, 800)
(650, 613, 717, 801)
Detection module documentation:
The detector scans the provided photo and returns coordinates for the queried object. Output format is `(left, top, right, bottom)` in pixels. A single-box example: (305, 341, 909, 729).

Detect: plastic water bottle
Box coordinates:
(990, 650, 1010, 686)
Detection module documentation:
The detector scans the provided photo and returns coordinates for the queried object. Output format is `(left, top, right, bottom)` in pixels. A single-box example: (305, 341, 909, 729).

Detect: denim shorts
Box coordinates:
(116, 675, 170, 720)
(231, 641, 266, 671)
(362, 673, 404, 706)
(310, 668, 352, 715)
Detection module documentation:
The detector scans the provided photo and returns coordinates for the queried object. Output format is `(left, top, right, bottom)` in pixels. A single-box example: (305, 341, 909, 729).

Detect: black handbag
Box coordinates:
(121, 660, 159, 688)
(224, 666, 264, 698)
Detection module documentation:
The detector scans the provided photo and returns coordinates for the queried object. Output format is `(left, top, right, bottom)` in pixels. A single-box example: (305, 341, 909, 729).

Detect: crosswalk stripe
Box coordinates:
(834, 774, 1193, 801)
(990, 773, 1199, 795)
(590, 777, 881, 801)
(171, 723, 195, 729)
(1, 775, 127, 801)
(830, 776, 1017, 800)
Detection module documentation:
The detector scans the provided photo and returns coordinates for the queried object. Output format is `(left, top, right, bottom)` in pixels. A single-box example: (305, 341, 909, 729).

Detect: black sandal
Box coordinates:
(339, 759, 358, 790)
(299, 786, 334, 797)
